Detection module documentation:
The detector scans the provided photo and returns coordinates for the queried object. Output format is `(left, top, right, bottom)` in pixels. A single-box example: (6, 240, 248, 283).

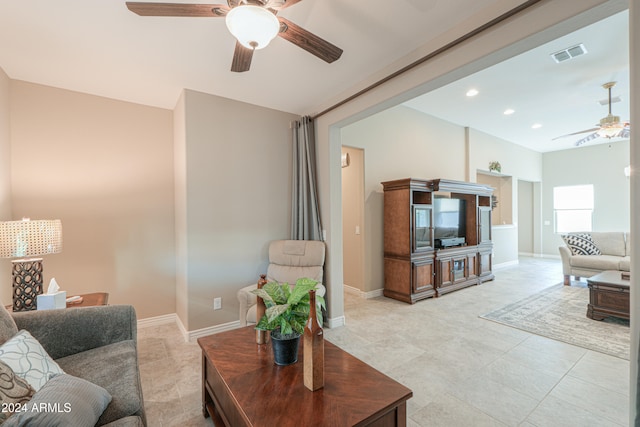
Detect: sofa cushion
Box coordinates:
(590, 232, 626, 256)
(620, 256, 631, 272)
(4, 373, 112, 427)
(0, 330, 65, 391)
(562, 233, 601, 256)
(570, 254, 622, 271)
(56, 340, 143, 426)
(0, 305, 18, 346)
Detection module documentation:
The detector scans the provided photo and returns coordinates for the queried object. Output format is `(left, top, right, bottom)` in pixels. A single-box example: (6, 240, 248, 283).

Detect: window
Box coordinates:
(553, 185, 594, 233)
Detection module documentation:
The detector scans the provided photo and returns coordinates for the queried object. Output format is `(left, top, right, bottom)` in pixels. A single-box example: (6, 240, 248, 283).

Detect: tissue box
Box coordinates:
(37, 291, 67, 310)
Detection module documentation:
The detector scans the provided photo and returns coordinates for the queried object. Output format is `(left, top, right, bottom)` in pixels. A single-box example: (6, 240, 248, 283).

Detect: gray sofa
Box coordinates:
(0, 304, 146, 426)
(559, 231, 630, 285)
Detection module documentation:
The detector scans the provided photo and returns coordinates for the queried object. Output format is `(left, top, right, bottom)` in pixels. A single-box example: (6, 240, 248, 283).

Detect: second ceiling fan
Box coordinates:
(126, 0, 343, 72)
(553, 81, 631, 146)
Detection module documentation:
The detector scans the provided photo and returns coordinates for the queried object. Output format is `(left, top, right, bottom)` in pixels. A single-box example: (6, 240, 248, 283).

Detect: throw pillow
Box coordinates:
(3, 373, 112, 427)
(0, 360, 35, 423)
(562, 233, 602, 256)
(0, 330, 64, 391)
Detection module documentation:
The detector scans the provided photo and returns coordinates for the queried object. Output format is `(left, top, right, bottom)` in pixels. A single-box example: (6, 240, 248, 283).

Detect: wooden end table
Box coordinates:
(4, 292, 109, 312)
(65, 292, 109, 308)
(198, 326, 412, 427)
(586, 271, 629, 320)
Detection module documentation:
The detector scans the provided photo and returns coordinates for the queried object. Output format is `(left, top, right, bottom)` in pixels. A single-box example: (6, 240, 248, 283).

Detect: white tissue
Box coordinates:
(47, 278, 60, 294)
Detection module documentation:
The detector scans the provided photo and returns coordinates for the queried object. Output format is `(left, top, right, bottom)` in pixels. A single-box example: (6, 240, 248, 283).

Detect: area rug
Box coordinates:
(480, 284, 630, 360)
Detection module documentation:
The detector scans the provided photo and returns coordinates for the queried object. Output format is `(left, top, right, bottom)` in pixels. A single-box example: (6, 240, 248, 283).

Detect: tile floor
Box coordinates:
(137, 257, 630, 426)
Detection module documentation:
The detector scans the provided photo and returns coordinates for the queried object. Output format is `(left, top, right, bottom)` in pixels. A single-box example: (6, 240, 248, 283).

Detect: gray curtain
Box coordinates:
(291, 116, 323, 241)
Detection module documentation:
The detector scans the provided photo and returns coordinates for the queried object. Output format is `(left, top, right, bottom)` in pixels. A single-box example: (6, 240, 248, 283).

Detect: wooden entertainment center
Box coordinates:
(382, 178, 494, 303)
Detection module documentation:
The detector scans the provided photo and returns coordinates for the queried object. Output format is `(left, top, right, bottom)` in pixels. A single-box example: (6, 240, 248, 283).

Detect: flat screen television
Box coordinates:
(434, 198, 466, 248)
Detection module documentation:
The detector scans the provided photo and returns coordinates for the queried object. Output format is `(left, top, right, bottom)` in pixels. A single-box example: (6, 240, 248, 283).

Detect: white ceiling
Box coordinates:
(403, 10, 630, 153)
(0, 2, 630, 153)
(0, 0, 511, 114)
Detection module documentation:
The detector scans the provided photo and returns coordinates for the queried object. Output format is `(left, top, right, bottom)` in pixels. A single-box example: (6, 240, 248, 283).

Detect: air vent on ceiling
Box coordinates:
(550, 43, 587, 63)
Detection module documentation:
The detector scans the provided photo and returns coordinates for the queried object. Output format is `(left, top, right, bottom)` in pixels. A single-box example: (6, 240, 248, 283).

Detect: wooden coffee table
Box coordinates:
(586, 271, 629, 320)
(198, 326, 412, 427)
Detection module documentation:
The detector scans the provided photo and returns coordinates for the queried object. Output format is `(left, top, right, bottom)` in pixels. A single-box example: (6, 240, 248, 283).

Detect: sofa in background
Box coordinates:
(559, 231, 630, 285)
(0, 304, 146, 426)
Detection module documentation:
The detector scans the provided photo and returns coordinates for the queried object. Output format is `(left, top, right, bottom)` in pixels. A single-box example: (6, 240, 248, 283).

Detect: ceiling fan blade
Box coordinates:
(231, 42, 254, 72)
(275, 0, 303, 10)
(126, 2, 229, 17)
(574, 131, 600, 147)
(552, 127, 600, 141)
(277, 18, 342, 63)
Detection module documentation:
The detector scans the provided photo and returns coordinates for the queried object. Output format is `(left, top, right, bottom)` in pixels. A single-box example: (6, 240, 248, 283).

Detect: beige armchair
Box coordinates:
(237, 240, 325, 327)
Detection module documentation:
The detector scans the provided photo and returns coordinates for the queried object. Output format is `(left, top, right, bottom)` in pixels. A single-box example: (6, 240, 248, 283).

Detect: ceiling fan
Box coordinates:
(553, 81, 630, 147)
(126, 0, 343, 72)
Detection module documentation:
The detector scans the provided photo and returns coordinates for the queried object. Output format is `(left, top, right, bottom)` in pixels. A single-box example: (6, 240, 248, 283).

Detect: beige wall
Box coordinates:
(541, 140, 630, 255)
(339, 105, 543, 290)
(9, 81, 175, 319)
(176, 89, 297, 331)
(0, 67, 11, 304)
(341, 146, 364, 291)
(341, 106, 466, 292)
(316, 0, 617, 326)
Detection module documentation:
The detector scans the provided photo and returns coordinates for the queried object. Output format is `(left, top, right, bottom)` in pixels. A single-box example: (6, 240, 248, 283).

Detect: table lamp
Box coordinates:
(0, 219, 63, 311)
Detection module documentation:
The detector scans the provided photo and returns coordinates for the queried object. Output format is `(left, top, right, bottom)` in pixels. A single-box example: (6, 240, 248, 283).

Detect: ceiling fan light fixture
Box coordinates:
(225, 5, 279, 50)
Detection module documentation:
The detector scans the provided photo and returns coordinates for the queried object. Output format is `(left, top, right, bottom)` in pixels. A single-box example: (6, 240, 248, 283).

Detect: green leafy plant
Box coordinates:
(251, 278, 325, 337)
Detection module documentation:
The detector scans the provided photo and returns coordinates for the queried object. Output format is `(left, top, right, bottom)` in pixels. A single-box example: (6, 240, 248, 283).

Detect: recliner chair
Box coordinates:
(237, 240, 325, 327)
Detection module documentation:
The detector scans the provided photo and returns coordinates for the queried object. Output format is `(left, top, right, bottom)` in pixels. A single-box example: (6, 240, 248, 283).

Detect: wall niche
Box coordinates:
(477, 171, 513, 226)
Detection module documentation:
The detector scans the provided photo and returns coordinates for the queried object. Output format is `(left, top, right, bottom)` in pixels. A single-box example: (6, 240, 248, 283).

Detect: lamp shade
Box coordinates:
(0, 219, 63, 259)
(225, 5, 280, 50)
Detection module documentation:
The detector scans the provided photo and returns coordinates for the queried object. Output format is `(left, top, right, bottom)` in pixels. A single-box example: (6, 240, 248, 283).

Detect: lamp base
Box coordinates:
(11, 258, 44, 312)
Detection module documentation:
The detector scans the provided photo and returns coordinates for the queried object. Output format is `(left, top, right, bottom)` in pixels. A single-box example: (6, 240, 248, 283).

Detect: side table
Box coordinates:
(66, 292, 109, 308)
(5, 292, 109, 311)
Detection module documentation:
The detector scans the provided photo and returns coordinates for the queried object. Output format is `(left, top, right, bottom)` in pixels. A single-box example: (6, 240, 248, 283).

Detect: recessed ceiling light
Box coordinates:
(532, 123, 542, 129)
(466, 89, 479, 97)
(504, 109, 515, 115)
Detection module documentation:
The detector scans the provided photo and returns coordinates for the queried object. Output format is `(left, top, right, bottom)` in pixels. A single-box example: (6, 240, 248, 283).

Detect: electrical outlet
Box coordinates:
(213, 297, 222, 310)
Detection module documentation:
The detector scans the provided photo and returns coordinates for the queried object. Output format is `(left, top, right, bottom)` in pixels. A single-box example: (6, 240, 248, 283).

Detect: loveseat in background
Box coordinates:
(559, 231, 630, 285)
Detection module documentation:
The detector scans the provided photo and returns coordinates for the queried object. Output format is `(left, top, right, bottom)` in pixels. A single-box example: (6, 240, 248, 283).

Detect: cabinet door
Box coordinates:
(479, 249, 492, 277)
(412, 205, 433, 252)
(412, 258, 434, 293)
(467, 252, 478, 280)
(479, 207, 492, 243)
(451, 256, 467, 284)
(438, 257, 453, 288)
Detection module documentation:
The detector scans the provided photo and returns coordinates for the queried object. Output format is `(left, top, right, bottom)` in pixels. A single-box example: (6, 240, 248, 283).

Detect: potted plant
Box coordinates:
(251, 277, 325, 365)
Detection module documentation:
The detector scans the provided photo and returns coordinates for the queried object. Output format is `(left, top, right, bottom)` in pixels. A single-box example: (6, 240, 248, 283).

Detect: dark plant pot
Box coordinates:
(270, 331, 301, 366)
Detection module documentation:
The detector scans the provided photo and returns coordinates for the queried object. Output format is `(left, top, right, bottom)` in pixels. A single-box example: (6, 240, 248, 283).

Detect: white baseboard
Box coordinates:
(343, 284, 384, 299)
(364, 289, 384, 298)
(343, 284, 362, 296)
(147, 314, 241, 342)
(184, 320, 242, 342)
(137, 313, 177, 329)
(493, 259, 519, 270)
(519, 252, 560, 259)
(326, 315, 346, 328)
